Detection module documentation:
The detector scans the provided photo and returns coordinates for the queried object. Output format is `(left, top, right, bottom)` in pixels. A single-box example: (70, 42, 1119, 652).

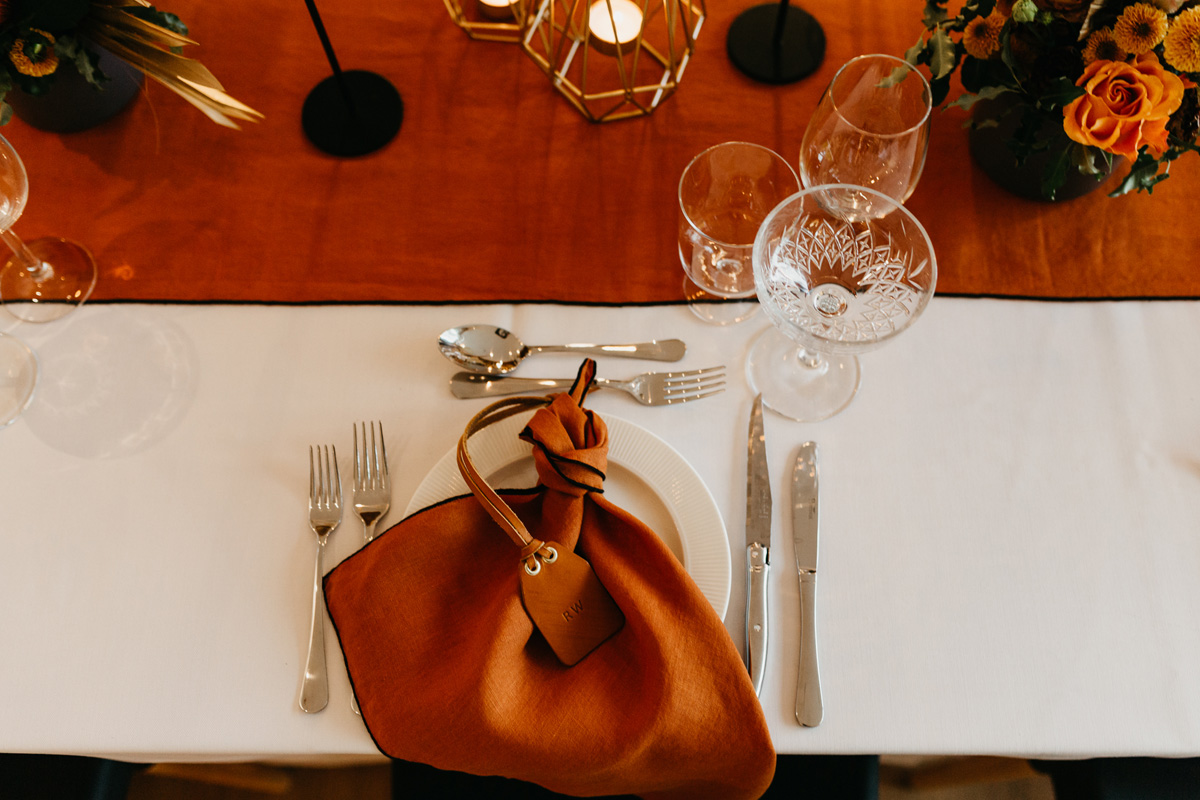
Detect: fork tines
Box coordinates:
(663, 365, 726, 404)
(353, 421, 389, 492)
(308, 444, 342, 519)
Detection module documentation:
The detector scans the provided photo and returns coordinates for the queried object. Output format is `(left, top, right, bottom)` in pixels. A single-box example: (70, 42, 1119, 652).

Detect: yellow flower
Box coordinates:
(1082, 28, 1127, 64)
(963, 12, 1005, 60)
(1113, 2, 1168, 55)
(9, 29, 59, 78)
(1163, 7, 1200, 73)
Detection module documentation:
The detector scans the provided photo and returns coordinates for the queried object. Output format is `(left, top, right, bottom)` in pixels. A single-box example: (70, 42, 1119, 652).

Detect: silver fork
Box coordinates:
(353, 421, 391, 544)
(449, 366, 726, 405)
(300, 444, 341, 714)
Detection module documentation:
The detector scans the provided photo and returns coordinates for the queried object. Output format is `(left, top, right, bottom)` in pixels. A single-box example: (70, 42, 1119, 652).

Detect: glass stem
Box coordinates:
(0, 228, 50, 281)
(795, 346, 825, 370)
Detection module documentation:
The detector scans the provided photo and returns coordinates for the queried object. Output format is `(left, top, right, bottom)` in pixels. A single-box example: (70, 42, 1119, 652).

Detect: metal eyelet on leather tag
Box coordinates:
(519, 540, 625, 666)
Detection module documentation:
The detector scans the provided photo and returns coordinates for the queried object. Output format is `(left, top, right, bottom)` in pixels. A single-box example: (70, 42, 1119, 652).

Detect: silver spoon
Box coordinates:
(438, 325, 686, 376)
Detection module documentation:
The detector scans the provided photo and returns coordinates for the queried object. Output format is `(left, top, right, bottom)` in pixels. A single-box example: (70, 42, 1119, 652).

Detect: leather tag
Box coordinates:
(520, 542, 625, 666)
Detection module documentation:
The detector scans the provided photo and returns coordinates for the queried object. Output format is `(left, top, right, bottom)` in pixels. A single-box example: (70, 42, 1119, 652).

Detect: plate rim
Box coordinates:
(404, 411, 731, 619)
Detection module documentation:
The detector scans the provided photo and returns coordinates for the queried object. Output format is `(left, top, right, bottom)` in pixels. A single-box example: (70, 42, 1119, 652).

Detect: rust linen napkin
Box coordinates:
(324, 369, 774, 799)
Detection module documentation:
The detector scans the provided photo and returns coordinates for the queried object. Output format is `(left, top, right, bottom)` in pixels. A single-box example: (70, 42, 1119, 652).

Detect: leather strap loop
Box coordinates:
(456, 396, 551, 551)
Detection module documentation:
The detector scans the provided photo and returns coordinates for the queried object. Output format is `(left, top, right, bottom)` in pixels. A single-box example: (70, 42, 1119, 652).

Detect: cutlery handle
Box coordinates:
(450, 373, 576, 398)
(746, 543, 769, 697)
(299, 538, 329, 713)
(531, 339, 686, 362)
(796, 571, 823, 726)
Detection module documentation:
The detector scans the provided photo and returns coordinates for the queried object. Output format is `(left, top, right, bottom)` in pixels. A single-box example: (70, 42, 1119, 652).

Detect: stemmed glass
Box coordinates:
(747, 184, 936, 421)
(799, 54, 932, 204)
(0, 134, 97, 323)
(678, 141, 799, 325)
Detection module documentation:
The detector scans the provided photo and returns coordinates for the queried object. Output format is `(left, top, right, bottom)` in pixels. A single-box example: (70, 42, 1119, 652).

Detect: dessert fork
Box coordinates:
(300, 444, 341, 714)
(449, 366, 726, 405)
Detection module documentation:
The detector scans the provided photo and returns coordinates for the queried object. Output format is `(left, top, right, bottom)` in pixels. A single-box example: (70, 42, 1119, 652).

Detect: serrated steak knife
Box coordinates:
(793, 442, 823, 726)
(745, 394, 771, 696)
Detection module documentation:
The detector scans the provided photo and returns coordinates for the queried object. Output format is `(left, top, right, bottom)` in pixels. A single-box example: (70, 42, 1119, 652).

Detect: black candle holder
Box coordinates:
(301, 0, 404, 157)
(726, 0, 825, 85)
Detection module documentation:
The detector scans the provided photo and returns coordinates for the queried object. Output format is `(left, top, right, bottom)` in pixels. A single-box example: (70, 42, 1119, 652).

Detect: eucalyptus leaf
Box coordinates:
(904, 35, 926, 67)
(930, 27, 957, 80)
(877, 65, 917, 89)
(947, 84, 1012, 112)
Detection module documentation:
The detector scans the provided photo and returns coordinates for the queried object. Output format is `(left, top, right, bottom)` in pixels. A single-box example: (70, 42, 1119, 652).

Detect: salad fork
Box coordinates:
(449, 366, 726, 405)
(353, 421, 391, 543)
(300, 444, 341, 714)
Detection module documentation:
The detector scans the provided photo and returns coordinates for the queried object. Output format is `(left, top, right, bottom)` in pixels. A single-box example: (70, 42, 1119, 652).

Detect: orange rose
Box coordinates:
(1063, 52, 1185, 157)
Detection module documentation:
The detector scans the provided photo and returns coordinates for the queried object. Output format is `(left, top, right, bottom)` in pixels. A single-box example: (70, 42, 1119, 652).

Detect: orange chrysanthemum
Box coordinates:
(1082, 28, 1127, 64)
(1163, 7, 1200, 73)
(9, 30, 59, 78)
(963, 12, 1005, 59)
(1113, 3, 1169, 55)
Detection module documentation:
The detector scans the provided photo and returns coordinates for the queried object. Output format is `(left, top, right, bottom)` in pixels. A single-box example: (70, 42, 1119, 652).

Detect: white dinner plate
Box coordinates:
(405, 412, 731, 619)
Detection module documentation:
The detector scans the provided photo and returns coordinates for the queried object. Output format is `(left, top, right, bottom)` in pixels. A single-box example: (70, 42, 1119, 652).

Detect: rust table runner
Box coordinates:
(9, 0, 1198, 304)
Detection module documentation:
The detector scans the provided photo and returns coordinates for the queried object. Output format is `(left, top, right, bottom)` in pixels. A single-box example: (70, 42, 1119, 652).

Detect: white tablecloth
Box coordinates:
(3, 299, 1200, 762)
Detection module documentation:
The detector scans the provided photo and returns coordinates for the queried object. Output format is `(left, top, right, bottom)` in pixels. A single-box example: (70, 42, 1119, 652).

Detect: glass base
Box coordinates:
(0, 331, 37, 427)
(745, 326, 860, 421)
(683, 274, 760, 326)
(1, 237, 98, 323)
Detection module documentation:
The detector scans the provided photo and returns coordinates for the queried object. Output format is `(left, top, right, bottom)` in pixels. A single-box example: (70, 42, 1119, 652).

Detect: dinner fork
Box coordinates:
(353, 422, 391, 544)
(300, 444, 341, 714)
(449, 366, 726, 405)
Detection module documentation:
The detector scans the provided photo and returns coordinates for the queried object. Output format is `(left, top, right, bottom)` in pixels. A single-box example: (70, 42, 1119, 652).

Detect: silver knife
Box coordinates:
(793, 442, 823, 726)
(745, 394, 771, 696)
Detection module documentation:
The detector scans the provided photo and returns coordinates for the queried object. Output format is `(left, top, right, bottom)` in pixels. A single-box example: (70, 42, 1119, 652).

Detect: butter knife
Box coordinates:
(745, 394, 771, 696)
(793, 442, 823, 726)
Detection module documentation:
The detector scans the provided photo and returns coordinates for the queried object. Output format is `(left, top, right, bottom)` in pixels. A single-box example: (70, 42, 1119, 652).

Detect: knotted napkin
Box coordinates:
(324, 361, 775, 799)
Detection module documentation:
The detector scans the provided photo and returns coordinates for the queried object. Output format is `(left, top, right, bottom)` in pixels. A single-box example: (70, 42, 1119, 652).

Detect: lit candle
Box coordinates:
(587, 0, 643, 55)
(477, 0, 516, 21)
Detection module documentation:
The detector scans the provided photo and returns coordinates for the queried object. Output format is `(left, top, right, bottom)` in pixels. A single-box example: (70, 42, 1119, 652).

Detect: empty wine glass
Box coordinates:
(0, 134, 97, 323)
(678, 141, 799, 325)
(747, 184, 936, 421)
(799, 54, 932, 204)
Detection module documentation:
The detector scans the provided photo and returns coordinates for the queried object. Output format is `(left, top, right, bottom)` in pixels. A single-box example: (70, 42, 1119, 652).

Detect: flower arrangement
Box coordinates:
(0, 0, 260, 128)
(908, 0, 1200, 198)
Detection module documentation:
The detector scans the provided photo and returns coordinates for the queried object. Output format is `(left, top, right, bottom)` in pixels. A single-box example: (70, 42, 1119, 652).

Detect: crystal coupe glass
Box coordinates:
(747, 184, 936, 421)
(0, 134, 97, 323)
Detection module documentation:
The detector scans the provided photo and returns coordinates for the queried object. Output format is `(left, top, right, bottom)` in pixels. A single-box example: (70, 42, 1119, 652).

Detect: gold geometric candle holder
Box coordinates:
(521, 0, 705, 122)
(444, 0, 533, 43)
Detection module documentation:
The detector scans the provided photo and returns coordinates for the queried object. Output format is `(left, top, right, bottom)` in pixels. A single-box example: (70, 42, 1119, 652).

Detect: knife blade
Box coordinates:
(793, 442, 823, 727)
(745, 394, 771, 696)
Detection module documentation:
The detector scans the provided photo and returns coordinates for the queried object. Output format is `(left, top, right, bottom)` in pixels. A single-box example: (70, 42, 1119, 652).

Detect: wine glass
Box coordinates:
(799, 54, 932, 204)
(747, 184, 936, 421)
(678, 141, 800, 325)
(0, 134, 98, 323)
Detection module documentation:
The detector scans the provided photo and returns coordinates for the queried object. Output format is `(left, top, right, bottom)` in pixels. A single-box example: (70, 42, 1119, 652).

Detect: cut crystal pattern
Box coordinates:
(762, 214, 930, 345)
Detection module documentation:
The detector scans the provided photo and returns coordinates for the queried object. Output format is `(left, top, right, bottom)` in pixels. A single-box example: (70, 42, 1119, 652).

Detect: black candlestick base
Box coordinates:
(726, 3, 825, 85)
(302, 70, 403, 157)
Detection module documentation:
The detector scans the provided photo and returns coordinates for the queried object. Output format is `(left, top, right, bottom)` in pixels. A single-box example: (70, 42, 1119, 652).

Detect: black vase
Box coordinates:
(968, 93, 1117, 202)
(8, 44, 143, 133)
